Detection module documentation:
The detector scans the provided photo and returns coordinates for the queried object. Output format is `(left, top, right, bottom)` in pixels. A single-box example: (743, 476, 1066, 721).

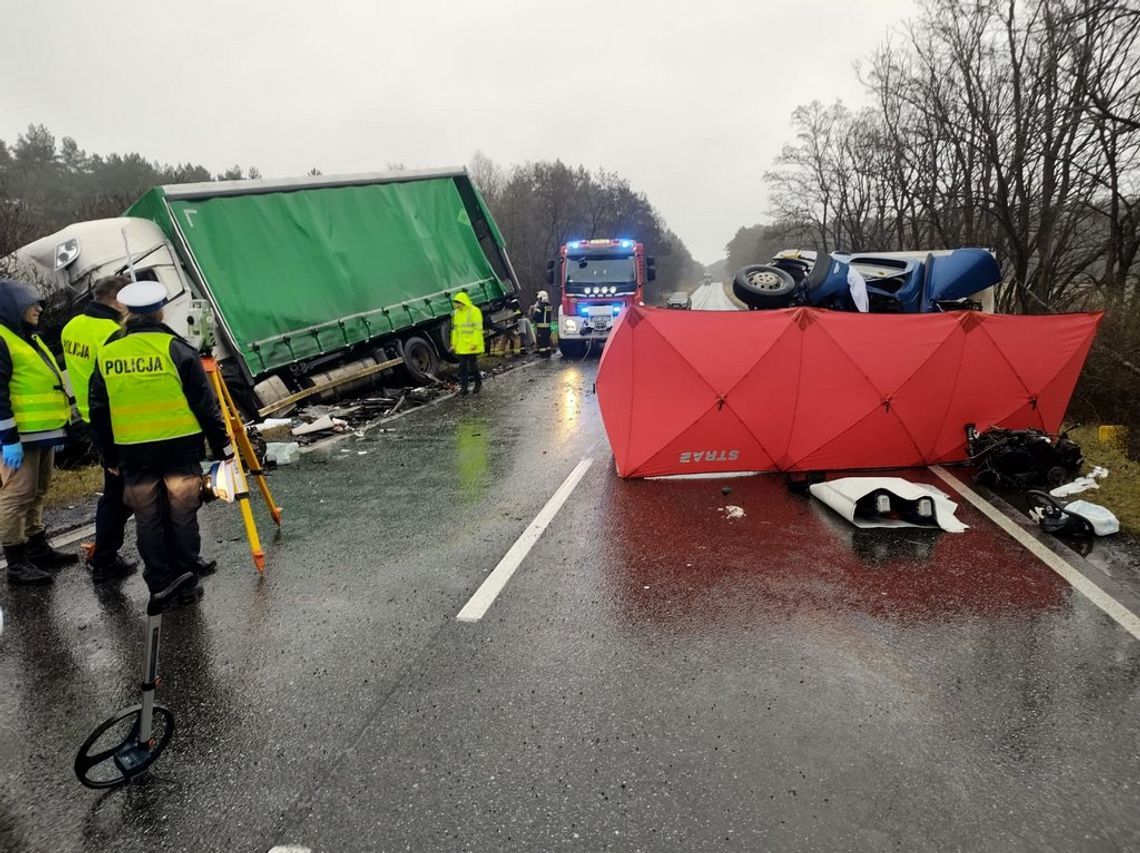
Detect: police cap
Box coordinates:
(117, 280, 167, 314)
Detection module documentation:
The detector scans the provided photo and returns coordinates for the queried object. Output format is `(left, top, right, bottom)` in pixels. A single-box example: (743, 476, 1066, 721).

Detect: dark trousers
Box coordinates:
(122, 465, 203, 594)
(536, 325, 552, 353)
(457, 354, 481, 391)
(91, 466, 132, 567)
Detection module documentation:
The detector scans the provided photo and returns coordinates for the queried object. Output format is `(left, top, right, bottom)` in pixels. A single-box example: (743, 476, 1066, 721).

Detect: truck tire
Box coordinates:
(559, 339, 587, 358)
(732, 264, 797, 309)
(435, 318, 459, 364)
(399, 335, 439, 385)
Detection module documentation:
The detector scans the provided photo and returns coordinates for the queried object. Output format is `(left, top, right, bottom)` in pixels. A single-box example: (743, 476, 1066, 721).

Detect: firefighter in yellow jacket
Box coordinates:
(0, 278, 77, 585)
(450, 292, 484, 396)
(61, 274, 137, 584)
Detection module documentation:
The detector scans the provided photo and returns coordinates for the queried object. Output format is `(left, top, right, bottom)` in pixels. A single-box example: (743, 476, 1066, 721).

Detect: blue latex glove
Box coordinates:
(2, 443, 23, 470)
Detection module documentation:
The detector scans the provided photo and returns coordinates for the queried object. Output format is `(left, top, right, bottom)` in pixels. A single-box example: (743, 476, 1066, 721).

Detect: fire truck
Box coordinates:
(546, 238, 656, 357)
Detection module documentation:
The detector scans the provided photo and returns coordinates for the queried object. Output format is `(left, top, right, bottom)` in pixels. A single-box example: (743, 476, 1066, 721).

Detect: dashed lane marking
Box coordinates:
(457, 457, 594, 622)
(933, 465, 1140, 642)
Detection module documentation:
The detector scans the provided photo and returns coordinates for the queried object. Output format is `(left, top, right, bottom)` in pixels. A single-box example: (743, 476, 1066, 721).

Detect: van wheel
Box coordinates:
(399, 336, 439, 385)
(732, 264, 797, 309)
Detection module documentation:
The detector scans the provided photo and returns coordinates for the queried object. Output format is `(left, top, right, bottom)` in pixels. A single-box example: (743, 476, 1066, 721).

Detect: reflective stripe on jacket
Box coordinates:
(97, 332, 202, 445)
(0, 324, 70, 442)
(531, 302, 552, 328)
(61, 312, 120, 422)
(450, 292, 485, 355)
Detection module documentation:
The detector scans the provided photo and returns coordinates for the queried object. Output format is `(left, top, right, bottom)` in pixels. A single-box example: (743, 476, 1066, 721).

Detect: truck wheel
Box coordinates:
(559, 340, 587, 358)
(435, 319, 459, 364)
(399, 335, 439, 385)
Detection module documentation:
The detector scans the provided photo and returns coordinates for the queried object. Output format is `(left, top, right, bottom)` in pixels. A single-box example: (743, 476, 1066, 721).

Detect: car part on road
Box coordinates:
(809, 477, 968, 533)
(1026, 491, 1120, 537)
(967, 425, 1083, 490)
(74, 572, 195, 789)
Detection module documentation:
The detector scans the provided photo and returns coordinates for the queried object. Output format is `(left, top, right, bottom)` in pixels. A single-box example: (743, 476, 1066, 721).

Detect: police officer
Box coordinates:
(61, 274, 137, 583)
(88, 280, 233, 607)
(530, 290, 554, 357)
(450, 291, 484, 395)
(0, 278, 78, 585)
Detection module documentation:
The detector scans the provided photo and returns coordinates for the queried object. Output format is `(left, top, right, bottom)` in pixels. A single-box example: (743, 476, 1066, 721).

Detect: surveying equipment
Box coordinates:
(74, 572, 195, 788)
(202, 356, 282, 571)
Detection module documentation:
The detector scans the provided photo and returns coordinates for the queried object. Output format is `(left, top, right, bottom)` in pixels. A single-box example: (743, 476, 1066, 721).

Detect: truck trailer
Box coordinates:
(12, 168, 522, 415)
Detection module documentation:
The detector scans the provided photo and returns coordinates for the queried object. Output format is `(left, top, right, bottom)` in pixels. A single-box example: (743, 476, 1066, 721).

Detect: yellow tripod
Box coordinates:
(202, 356, 282, 572)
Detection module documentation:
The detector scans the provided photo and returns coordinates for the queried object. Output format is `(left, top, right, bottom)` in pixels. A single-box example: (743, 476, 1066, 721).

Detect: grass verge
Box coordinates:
(46, 466, 103, 508)
(1065, 425, 1140, 535)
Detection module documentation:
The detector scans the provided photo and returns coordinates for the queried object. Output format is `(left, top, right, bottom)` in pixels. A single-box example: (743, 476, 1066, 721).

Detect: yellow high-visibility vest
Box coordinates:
(0, 324, 70, 442)
(97, 332, 201, 445)
(61, 313, 120, 422)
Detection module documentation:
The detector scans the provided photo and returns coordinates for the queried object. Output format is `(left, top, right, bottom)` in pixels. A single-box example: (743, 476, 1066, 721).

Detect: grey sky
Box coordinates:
(2, 0, 915, 264)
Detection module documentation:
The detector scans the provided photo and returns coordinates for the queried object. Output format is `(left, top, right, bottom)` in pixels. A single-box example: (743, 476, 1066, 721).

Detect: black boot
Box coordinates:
(5, 544, 53, 586)
(176, 576, 204, 608)
(90, 555, 138, 584)
(26, 531, 80, 569)
(192, 556, 217, 577)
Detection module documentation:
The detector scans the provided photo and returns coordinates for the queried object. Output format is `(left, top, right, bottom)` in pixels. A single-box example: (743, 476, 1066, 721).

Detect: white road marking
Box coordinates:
(932, 465, 1140, 642)
(457, 457, 594, 622)
(268, 847, 311, 853)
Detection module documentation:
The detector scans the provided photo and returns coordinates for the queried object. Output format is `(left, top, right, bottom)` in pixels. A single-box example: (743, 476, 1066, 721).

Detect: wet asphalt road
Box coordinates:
(1, 356, 1139, 853)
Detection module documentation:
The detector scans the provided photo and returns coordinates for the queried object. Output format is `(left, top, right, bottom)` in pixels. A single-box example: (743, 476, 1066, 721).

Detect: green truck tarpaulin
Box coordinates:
(127, 171, 512, 378)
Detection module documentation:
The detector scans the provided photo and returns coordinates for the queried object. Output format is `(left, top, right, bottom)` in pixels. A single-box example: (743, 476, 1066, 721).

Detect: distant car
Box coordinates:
(666, 291, 692, 310)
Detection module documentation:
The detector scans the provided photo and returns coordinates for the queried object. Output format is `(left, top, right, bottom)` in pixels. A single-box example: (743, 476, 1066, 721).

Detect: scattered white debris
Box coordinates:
(253, 417, 293, 433)
(291, 415, 349, 436)
(265, 442, 302, 466)
(719, 505, 745, 519)
(1050, 466, 1109, 498)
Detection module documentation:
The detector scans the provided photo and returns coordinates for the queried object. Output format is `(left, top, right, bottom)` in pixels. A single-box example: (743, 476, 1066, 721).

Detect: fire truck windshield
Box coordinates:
(565, 256, 636, 286)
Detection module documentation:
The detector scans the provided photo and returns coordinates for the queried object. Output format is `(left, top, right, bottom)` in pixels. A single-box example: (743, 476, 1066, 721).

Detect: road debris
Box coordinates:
(810, 477, 967, 533)
(265, 442, 302, 466)
(292, 415, 349, 436)
(1027, 491, 1121, 537)
(1050, 466, 1109, 498)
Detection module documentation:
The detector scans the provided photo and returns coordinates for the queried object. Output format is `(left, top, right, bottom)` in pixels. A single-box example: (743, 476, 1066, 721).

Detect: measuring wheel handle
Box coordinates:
(74, 704, 176, 789)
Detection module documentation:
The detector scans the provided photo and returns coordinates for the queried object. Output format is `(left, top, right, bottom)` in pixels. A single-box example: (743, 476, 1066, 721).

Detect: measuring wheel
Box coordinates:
(74, 704, 176, 789)
(74, 572, 195, 790)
